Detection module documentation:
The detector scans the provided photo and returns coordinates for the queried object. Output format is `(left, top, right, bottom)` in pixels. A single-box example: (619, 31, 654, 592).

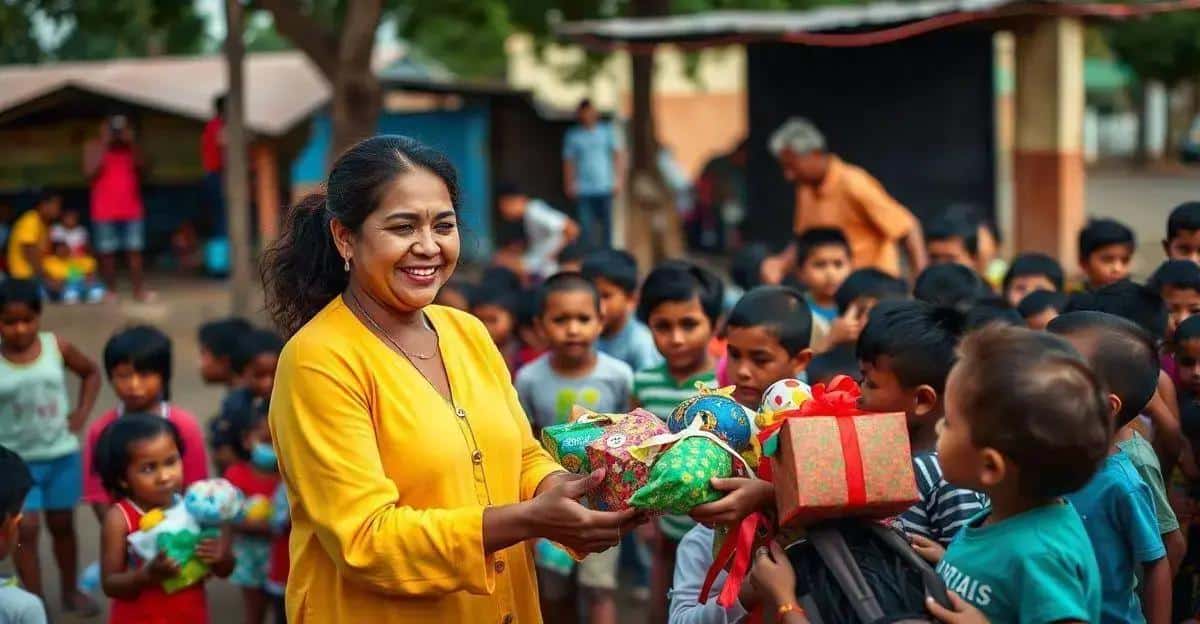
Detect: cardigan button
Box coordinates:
(494, 560, 506, 573)
(472, 450, 483, 464)
(456, 408, 467, 418)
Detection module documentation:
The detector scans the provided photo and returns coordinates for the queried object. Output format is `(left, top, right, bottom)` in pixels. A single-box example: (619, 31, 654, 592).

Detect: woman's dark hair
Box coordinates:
(955, 325, 1110, 498)
(103, 325, 173, 400)
(727, 286, 813, 355)
(261, 135, 462, 336)
(637, 260, 725, 324)
(93, 413, 184, 497)
(0, 278, 42, 314)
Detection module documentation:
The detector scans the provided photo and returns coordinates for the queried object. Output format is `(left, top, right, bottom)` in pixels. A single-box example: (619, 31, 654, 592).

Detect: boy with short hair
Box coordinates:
(632, 260, 724, 624)
(913, 263, 986, 312)
(1163, 201, 1200, 264)
(582, 249, 663, 372)
(1050, 312, 1185, 578)
(515, 272, 632, 624)
(808, 268, 906, 384)
(1148, 259, 1200, 339)
(1079, 218, 1135, 289)
(210, 327, 281, 476)
(856, 300, 986, 547)
(1003, 252, 1065, 307)
(791, 228, 852, 352)
(925, 325, 1106, 623)
(0, 445, 46, 624)
(495, 182, 579, 281)
(925, 213, 978, 268)
(1049, 313, 1171, 623)
(1018, 290, 1068, 331)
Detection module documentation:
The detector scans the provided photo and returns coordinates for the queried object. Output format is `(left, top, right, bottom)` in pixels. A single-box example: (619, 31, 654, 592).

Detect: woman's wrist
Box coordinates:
(482, 502, 536, 555)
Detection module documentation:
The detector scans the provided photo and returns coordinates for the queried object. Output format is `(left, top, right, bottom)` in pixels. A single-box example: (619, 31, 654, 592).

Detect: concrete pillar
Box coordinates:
(1013, 16, 1085, 269)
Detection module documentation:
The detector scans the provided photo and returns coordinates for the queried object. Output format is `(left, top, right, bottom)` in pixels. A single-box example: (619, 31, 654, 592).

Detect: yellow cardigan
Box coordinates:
(269, 297, 563, 623)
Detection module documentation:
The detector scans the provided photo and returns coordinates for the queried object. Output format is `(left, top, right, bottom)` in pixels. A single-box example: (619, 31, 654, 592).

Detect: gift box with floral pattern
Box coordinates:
(581, 408, 668, 512)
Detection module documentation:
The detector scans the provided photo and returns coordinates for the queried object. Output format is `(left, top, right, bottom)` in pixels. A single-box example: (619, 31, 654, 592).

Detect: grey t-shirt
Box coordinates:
(0, 581, 46, 624)
(521, 198, 568, 279)
(515, 352, 633, 431)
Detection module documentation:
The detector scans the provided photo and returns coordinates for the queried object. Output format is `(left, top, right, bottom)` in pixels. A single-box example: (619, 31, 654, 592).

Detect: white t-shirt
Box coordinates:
(49, 224, 89, 255)
(521, 198, 568, 279)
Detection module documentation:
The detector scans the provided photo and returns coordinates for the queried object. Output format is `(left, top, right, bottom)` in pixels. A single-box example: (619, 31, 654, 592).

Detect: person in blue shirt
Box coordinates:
(918, 325, 1105, 624)
(562, 99, 624, 248)
(582, 249, 663, 373)
(1049, 312, 1172, 624)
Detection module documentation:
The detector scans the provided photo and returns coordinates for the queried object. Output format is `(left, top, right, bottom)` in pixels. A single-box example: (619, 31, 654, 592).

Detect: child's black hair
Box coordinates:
(197, 317, 253, 359)
(558, 240, 593, 267)
(1003, 253, 1064, 294)
(965, 297, 1023, 331)
(1078, 218, 1135, 261)
(794, 228, 850, 266)
(0, 445, 32, 523)
(730, 243, 771, 292)
(103, 325, 173, 400)
(1176, 315, 1200, 344)
(856, 300, 966, 393)
(93, 413, 184, 498)
(925, 213, 979, 256)
(515, 288, 539, 330)
(1149, 259, 1200, 294)
(1047, 311, 1160, 427)
(231, 329, 285, 375)
(481, 266, 523, 294)
(1065, 280, 1168, 342)
(495, 180, 522, 198)
(0, 278, 42, 315)
(726, 286, 813, 355)
(581, 249, 639, 293)
(834, 269, 907, 315)
(1167, 201, 1200, 240)
(637, 260, 725, 324)
(1017, 290, 1068, 320)
(535, 272, 601, 316)
(913, 264, 985, 312)
(955, 326, 1110, 498)
(470, 283, 521, 323)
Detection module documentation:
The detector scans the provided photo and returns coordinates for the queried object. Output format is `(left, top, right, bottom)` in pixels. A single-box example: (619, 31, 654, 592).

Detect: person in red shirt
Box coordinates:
(201, 95, 226, 239)
(83, 115, 151, 301)
(224, 407, 281, 624)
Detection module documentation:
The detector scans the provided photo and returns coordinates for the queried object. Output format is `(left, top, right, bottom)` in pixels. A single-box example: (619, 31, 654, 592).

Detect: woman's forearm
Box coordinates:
(482, 503, 533, 555)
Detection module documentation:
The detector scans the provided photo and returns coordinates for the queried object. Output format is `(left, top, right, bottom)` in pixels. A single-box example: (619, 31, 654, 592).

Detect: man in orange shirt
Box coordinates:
(761, 118, 926, 283)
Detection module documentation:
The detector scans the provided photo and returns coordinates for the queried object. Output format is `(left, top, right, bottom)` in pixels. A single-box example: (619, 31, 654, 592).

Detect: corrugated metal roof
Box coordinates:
(557, 0, 1020, 42)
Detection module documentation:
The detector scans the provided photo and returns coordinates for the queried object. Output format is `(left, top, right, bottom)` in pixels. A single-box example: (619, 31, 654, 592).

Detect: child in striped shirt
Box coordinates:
(856, 300, 988, 547)
(631, 261, 725, 624)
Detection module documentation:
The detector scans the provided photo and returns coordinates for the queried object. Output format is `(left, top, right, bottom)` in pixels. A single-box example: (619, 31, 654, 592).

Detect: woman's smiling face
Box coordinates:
(334, 167, 460, 312)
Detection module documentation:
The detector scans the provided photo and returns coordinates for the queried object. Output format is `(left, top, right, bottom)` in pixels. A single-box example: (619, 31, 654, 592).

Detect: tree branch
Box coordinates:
(252, 0, 339, 80)
(337, 0, 381, 72)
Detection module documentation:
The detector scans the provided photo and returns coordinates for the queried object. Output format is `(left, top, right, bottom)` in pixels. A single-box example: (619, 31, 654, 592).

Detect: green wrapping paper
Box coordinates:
(540, 419, 605, 474)
(629, 436, 733, 514)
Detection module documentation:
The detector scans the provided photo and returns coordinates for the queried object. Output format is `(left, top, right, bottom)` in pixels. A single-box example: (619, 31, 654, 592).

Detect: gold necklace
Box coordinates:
(348, 290, 438, 360)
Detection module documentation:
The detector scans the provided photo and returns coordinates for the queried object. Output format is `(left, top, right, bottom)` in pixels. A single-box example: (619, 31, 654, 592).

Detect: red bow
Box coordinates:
(756, 375, 864, 479)
(699, 512, 772, 612)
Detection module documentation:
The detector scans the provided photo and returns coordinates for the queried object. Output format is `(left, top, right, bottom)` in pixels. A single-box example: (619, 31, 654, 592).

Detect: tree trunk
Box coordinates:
(224, 0, 254, 317)
(1134, 81, 1149, 165)
(327, 0, 383, 161)
(626, 0, 679, 267)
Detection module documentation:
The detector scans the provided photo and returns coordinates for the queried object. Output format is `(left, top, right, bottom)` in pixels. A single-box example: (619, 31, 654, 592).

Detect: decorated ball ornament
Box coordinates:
(757, 379, 813, 430)
(183, 478, 244, 525)
(668, 387, 753, 452)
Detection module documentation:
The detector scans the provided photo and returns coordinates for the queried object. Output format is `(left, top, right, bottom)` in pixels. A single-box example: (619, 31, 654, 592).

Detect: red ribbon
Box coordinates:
(699, 511, 771, 610)
(755, 375, 869, 505)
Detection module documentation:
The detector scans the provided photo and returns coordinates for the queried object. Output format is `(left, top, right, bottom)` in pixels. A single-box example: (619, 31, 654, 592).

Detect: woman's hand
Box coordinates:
(689, 478, 774, 527)
(749, 541, 796, 610)
(910, 534, 946, 565)
(524, 468, 644, 555)
(926, 591, 990, 623)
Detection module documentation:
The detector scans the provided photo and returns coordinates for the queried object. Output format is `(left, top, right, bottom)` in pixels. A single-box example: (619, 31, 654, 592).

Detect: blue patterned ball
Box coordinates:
(667, 394, 753, 451)
(183, 478, 244, 525)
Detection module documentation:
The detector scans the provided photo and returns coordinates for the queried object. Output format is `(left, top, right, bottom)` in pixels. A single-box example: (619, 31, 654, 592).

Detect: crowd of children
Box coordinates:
(0, 276, 289, 623)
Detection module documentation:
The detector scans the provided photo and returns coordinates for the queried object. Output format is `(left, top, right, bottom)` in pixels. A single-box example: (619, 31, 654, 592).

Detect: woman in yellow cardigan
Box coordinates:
(261, 136, 640, 623)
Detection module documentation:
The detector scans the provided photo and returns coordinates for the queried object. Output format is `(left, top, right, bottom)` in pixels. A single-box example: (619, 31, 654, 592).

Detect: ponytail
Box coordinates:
(260, 192, 347, 336)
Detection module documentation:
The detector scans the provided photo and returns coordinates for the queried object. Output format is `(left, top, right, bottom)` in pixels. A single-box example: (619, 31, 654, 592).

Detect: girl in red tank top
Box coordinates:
(95, 414, 233, 624)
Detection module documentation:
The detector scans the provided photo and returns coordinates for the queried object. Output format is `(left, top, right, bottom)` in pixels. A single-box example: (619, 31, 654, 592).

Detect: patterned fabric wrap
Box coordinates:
(667, 386, 754, 452)
(629, 436, 733, 514)
(583, 409, 669, 511)
(773, 410, 919, 525)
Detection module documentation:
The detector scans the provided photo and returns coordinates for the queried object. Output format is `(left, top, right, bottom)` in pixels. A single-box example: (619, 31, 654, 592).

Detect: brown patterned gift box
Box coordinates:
(582, 408, 668, 512)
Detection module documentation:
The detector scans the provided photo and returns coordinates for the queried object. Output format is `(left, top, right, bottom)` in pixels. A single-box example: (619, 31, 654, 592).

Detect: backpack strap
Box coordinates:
(865, 523, 954, 611)
(807, 524, 887, 623)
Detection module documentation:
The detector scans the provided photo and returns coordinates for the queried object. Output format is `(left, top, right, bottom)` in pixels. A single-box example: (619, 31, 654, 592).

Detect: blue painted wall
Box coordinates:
(292, 104, 493, 258)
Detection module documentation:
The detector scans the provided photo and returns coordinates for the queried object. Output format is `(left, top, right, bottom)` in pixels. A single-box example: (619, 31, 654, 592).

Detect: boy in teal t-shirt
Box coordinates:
(922, 326, 1104, 623)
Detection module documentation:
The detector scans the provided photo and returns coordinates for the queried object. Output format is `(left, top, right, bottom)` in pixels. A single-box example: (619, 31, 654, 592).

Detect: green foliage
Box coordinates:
(0, 2, 45, 64)
(1107, 12, 1200, 86)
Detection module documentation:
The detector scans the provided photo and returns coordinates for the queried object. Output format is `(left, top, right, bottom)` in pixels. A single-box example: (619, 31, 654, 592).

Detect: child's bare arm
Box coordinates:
(1141, 556, 1171, 624)
(58, 336, 100, 432)
(1164, 528, 1186, 576)
(99, 506, 177, 599)
(1148, 373, 1182, 479)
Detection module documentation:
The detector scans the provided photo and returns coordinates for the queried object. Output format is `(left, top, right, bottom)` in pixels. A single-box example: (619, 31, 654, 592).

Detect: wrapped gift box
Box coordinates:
(773, 408, 919, 525)
(583, 408, 668, 512)
(540, 418, 607, 475)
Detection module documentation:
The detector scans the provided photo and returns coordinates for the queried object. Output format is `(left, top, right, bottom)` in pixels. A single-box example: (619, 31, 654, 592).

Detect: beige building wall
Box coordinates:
(506, 34, 746, 177)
